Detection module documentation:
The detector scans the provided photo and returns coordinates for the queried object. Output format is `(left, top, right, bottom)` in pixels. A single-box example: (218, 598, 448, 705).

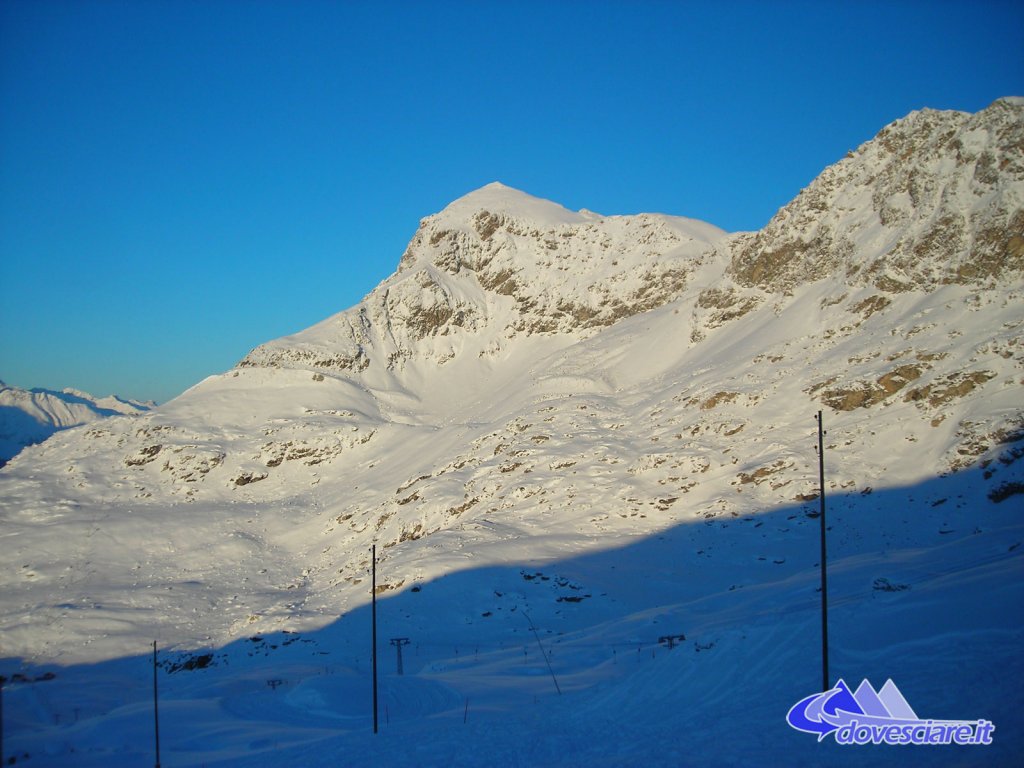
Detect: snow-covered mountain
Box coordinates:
(1, 99, 1022, 767)
(0, 380, 152, 466)
(238, 181, 727, 386)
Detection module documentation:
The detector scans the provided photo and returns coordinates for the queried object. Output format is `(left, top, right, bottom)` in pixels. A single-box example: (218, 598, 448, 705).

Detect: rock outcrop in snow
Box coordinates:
(239, 100, 1024, 382)
(729, 97, 1024, 294)
(238, 182, 728, 373)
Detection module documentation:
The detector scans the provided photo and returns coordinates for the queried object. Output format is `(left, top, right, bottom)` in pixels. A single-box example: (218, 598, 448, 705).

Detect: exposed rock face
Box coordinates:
(729, 97, 1024, 294)
(400, 203, 721, 335)
(239, 183, 727, 373)
(239, 102, 1023, 382)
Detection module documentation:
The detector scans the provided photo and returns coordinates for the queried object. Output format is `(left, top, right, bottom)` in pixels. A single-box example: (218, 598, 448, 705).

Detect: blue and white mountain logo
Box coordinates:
(786, 679, 995, 745)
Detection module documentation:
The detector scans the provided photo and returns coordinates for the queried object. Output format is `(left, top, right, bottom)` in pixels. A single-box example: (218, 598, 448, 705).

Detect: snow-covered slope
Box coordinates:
(0, 381, 152, 466)
(238, 181, 726, 387)
(1, 99, 1022, 767)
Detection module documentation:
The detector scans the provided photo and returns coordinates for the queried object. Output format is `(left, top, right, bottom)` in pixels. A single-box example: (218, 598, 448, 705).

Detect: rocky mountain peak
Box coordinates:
(242, 184, 728, 375)
(241, 99, 1022, 383)
(728, 98, 1024, 295)
(396, 182, 593, 275)
(434, 181, 591, 228)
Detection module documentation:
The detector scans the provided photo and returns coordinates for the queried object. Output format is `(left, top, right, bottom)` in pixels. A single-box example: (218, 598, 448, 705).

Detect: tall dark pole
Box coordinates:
(1, 674, 6, 768)
(371, 544, 379, 734)
(816, 411, 829, 692)
(153, 641, 161, 768)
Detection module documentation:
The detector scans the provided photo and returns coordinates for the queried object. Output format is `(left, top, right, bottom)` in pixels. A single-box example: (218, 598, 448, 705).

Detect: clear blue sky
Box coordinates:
(1, 0, 1021, 404)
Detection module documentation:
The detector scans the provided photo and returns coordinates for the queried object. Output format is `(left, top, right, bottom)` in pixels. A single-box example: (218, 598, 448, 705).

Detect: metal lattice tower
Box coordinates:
(390, 637, 411, 675)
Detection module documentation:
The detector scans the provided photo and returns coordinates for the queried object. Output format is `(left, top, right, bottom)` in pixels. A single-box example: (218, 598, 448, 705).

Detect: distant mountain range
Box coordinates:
(0, 381, 152, 466)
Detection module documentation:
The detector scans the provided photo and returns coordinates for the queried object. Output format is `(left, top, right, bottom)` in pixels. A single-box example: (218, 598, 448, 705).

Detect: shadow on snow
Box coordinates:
(3, 462, 1022, 767)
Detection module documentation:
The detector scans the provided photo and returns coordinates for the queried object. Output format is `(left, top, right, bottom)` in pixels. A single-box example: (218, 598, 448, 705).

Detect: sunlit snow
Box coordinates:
(2, 99, 1022, 767)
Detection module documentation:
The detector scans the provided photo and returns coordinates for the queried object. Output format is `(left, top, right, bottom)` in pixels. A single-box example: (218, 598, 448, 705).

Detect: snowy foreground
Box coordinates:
(4, 465, 1022, 767)
(2, 99, 1023, 766)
